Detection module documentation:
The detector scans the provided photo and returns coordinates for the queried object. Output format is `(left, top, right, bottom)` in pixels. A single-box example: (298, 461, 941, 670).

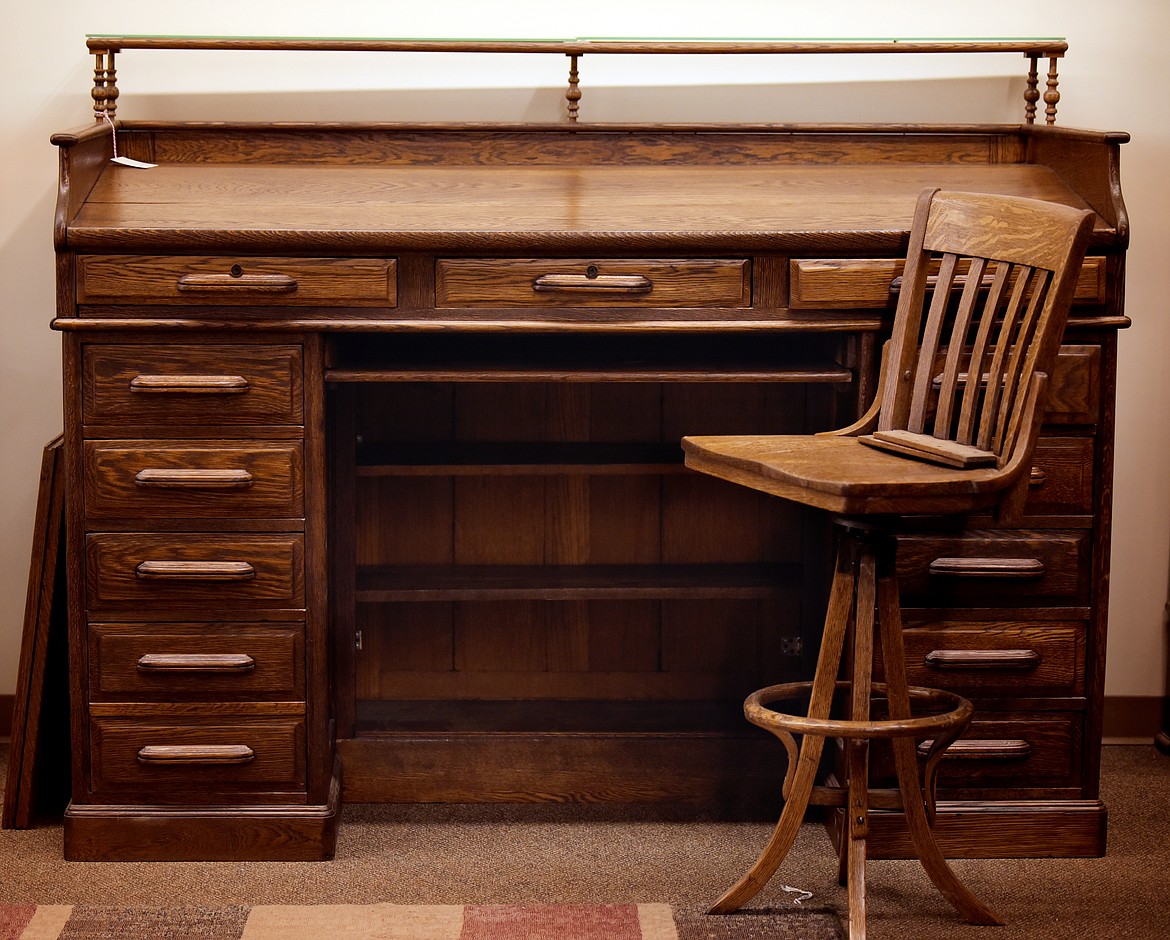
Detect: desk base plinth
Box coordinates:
(63, 761, 341, 862)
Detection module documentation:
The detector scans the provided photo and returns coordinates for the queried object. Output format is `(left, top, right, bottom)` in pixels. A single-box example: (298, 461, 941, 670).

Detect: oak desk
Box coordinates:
(52, 42, 1128, 862)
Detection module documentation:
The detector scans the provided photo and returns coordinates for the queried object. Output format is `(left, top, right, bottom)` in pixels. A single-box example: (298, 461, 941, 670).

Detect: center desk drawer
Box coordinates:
(88, 622, 305, 701)
(77, 255, 396, 307)
(896, 530, 1090, 607)
(90, 707, 306, 796)
(84, 344, 303, 426)
(84, 440, 304, 519)
(436, 258, 750, 308)
(86, 533, 304, 613)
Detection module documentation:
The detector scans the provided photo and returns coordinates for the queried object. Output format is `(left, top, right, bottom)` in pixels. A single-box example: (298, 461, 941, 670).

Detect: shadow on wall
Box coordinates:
(115, 75, 1025, 125)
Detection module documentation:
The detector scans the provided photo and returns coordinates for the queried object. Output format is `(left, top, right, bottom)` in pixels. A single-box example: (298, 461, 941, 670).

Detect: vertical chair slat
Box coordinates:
(992, 268, 1052, 456)
(977, 266, 1033, 452)
(878, 189, 939, 433)
(933, 256, 987, 440)
(955, 261, 1011, 446)
(908, 253, 959, 433)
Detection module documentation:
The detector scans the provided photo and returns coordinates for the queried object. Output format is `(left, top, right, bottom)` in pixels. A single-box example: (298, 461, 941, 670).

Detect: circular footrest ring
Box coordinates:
(745, 679, 973, 741)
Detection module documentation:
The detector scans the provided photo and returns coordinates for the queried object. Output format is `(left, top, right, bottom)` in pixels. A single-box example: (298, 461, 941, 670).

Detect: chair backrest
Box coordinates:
(872, 188, 1096, 469)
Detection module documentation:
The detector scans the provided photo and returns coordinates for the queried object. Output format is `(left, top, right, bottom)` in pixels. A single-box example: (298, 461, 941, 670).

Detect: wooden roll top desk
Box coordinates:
(51, 37, 1128, 861)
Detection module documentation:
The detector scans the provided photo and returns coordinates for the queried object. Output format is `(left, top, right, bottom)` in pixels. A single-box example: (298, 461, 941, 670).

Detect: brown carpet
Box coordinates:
(3, 745, 1169, 938)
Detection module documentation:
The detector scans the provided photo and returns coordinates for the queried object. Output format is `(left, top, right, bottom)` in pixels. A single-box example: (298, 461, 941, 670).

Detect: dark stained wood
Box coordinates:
(1, 437, 70, 830)
(828, 799, 1107, 859)
(337, 732, 783, 807)
(86, 533, 305, 612)
(63, 758, 340, 861)
(436, 258, 749, 308)
(78, 255, 397, 307)
(88, 622, 304, 701)
(47, 50, 1128, 865)
(83, 439, 304, 518)
(83, 344, 304, 425)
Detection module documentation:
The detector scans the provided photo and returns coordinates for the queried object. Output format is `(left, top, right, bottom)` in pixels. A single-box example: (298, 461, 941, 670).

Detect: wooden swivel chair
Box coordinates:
(682, 188, 1095, 938)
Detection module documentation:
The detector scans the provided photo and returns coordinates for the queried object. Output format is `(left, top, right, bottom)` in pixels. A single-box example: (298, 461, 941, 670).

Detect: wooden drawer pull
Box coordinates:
(129, 374, 250, 394)
(135, 560, 256, 581)
(891, 272, 996, 294)
(136, 653, 256, 673)
(928, 557, 1046, 578)
(532, 273, 653, 293)
(137, 744, 255, 765)
(1029, 467, 1047, 487)
(924, 649, 1041, 670)
(176, 273, 298, 293)
(134, 468, 255, 488)
(916, 739, 1032, 761)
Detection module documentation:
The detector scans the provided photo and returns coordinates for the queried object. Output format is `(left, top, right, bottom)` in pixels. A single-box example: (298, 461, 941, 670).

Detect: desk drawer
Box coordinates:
(90, 709, 305, 795)
(872, 713, 1080, 793)
(879, 621, 1085, 696)
(88, 622, 304, 701)
(86, 533, 305, 613)
(789, 256, 1106, 309)
(77, 255, 396, 307)
(84, 344, 303, 426)
(84, 440, 304, 520)
(1020, 438, 1094, 517)
(436, 258, 750, 308)
(896, 529, 1089, 607)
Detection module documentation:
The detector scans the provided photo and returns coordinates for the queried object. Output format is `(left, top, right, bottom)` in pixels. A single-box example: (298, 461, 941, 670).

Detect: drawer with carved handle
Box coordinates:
(436, 258, 750, 308)
(84, 440, 304, 520)
(924, 345, 1100, 427)
(83, 344, 303, 426)
(89, 705, 305, 796)
(875, 620, 1085, 696)
(788, 256, 1106, 309)
(895, 529, 1089, 607)
(88, 622, 304, 701)
(869, 713, 1081, 795)
(1016, 437, 1094, 517)
(86, 533, 304, 613)
(77, 255, 396, 307)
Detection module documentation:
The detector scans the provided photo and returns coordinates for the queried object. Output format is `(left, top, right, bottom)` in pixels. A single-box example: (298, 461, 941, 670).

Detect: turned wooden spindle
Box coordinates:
(1044, 56, 1061, 125)
(1024, 55, 1040, 125)
(566, 53, 581, 123)
(91, 50, 119, 121)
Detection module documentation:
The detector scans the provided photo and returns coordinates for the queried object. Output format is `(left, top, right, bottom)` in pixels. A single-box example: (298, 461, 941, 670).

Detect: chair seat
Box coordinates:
(681, 433, 1018, 516)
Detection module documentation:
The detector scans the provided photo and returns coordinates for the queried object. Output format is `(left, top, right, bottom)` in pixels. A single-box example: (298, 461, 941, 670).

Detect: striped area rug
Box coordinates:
(1, 903, 843, 939)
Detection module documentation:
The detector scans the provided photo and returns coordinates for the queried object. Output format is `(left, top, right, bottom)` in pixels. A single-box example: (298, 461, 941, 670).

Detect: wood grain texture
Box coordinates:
(85, 532, 305, 612)
(789, 255, 1106, 310)
(50, 113, 1128, 862)
(89, 710, 306, 795)
(78, 255, 396, 307)
(83, 439, 304, 519)
(68, 162, 1105, 252)
(436, 258, 749, 308)
(83, 344, 303, 426)
(88, 621, 305, 701)
(62, 759, 340, 861)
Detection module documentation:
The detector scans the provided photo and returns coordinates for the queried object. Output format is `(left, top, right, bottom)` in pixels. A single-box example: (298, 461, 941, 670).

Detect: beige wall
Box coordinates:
(2, 1, 1168, 699)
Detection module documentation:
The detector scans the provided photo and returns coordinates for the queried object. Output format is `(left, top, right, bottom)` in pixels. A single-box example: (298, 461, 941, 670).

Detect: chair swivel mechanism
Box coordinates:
(682, 188, 1096, 939)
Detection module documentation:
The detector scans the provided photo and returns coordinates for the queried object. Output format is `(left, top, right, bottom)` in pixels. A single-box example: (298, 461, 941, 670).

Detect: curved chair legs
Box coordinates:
(709, 524, 1002, 937)
(708, 532, 857, 914)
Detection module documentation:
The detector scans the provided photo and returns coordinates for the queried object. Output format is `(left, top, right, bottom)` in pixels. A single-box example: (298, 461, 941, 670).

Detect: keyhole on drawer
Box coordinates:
(586, 264, 599, 279)
(230, 264, 244, 277)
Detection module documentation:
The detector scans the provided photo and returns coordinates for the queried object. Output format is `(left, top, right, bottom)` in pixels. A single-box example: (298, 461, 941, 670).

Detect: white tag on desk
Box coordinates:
(111, 155, 158, 169)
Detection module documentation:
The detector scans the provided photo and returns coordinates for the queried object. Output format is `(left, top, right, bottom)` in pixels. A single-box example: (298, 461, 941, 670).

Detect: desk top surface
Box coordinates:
(68, 160, 1103, 252)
